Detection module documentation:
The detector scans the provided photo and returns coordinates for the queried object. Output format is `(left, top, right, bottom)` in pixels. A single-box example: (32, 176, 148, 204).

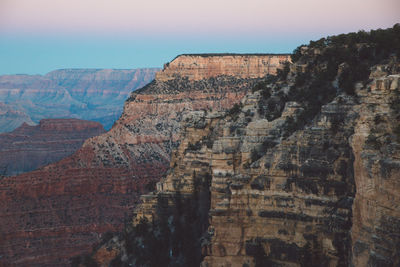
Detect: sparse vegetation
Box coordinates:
(394, 125, 400, 143)
(366, 133, 381, 149)
(276, 62, 290, 80)
(227, 103, 242, 118)
(186, 141, 202, 152)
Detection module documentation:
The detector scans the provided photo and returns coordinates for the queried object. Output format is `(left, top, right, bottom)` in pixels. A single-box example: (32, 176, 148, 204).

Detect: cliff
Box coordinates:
(156, 54, 290, 81)
(0, 68, 158, 132)
(0, 54, 289, 266)
(0, 119, 105, 176)
(95, 25, 400, 266)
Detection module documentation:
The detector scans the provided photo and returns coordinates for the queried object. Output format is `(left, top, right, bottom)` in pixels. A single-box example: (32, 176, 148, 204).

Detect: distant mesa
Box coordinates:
(156, 53, 291, 81)
(0, 68, 159, 133)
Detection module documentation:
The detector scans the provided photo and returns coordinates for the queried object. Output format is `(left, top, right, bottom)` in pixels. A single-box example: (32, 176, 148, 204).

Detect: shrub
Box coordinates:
(186, 141, 202, 151)
(276, 62, 290, 80)
(291, 46, 303, 62)
(252, 81, 268, 93)
(366, 133, 381, 149)
(394, 125, 400, 143)
(228, 103, 242, 117)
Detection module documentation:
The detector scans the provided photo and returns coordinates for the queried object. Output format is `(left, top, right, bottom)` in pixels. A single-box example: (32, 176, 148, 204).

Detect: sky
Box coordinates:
(0, 0, 399, 75)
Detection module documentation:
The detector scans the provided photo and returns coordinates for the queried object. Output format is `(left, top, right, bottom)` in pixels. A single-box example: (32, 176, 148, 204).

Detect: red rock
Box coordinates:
(0, 54, 290, 266)
(0, 119, 105, 176)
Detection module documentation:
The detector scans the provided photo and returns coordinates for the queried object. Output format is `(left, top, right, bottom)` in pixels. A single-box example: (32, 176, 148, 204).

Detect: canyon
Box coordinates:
(3, 26, 399, 267)
(0, 119, 105, 176)
(89, 26, 400, 267)
(0, 68, 159, 132)
(0, 54, 290, 266)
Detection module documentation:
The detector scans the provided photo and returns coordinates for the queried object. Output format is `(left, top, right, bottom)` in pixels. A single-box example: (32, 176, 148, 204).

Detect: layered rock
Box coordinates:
(102, 27, 400, 267)
(0, 54, 289, 266)
(0, 119, 105, 176)
(156, 54, 290, 81)
(0, 102, 35, 133)
(0, 68, 158, 132)
(129, 91, 359, 266)
(351, 69, 400, 266)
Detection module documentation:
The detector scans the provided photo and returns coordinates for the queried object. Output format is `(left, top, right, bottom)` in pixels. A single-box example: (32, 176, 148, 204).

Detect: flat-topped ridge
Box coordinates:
(172, 53, 291, 60)
(156, 53, 291, 81)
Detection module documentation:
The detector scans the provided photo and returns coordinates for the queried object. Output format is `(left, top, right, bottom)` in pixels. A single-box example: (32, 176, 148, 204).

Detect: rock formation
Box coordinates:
(0, 68, 158, 132)
(156, 54, 290, 81)
(350, 68, 400, 266)
(0, 119, 105, 176)
(0, 102, 35, 133)
(0, 54, 289, 266)
(94, 25, 400, 267)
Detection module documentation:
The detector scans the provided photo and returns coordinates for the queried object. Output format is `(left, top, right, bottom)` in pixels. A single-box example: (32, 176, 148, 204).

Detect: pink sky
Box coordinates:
(1, 0, 399, 36)
(0, 0, 398, 74)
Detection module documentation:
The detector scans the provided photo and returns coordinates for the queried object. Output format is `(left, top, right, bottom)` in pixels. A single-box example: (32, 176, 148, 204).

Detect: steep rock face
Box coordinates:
(0, 68, 158, 131)
(350, 70, 400, 266)
(156, 54, 291, 81)
(106, 27, 400, 267)
(130, 91, 358, 266)
(0, 54, 289, 266)
(201, 96, 358, 266)
(0, 119, 105, 176)
(124, 72, 400, 267)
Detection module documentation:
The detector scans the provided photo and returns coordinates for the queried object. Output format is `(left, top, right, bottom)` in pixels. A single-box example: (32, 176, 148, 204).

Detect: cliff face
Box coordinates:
(99, 26, 400, 267)
(156, 54, 291, 81)
(0, 68, 158, 132)
(0, 119, 105, 176)
(127, 92, 359, 266)
(350, 69, 400, 266)
(0, 54, 289, 266)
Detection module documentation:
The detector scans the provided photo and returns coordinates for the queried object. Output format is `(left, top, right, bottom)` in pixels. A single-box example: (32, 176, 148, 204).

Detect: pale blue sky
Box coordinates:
(0, 0, 398, 75)
(0, 33, 312, 75)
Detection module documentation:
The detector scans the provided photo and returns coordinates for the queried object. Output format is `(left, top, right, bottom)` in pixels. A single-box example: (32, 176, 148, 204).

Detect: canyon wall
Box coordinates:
(0, 119, 105, 176)
(128, 89, 359, 266)
(0, 54, 289, 266)
(0, 68, 158, 132)
(97, 29, 400, 267)
(350, 69, 400, 266)
(156, 54, 290, 81)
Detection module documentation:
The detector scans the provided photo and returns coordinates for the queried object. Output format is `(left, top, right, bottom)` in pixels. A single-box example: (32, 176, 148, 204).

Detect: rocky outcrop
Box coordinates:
(0, 68, 158, 132)
(128, 91, 359, 266)
(0, 54, 289, 266)
(0, 119, 105, 176)
(100, 26, 400, 267)
(156, 54, 290, 81)
(350, 69, 400, 266)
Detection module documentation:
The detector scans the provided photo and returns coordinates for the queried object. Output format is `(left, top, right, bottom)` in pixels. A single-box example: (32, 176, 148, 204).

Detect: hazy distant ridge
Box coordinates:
(0, 68, 160, 132)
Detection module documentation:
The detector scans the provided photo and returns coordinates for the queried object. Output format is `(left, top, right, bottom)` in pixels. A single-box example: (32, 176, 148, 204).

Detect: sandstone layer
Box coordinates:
(156, 54, 291, 81)
(0, 68, 158, 132)
(0, 119, 105, 176)
(0, 54, 289, 266)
